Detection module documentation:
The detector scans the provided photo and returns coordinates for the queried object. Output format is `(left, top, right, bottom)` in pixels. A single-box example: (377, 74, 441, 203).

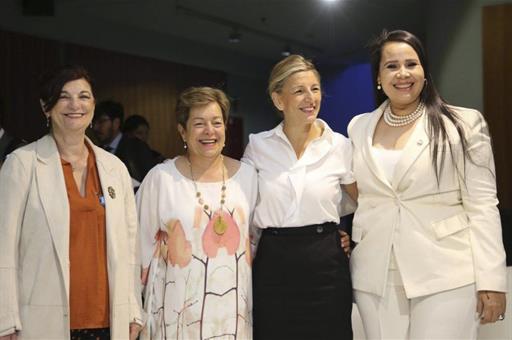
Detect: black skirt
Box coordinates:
(253, 222, 353, 340)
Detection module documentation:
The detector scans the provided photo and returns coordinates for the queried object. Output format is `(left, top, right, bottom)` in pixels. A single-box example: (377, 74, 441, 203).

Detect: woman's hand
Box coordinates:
(477, 291, 506, 324)
(129, 322, 142, 340)
(339, 230, 351, 257)
(343, 182, 358, 202)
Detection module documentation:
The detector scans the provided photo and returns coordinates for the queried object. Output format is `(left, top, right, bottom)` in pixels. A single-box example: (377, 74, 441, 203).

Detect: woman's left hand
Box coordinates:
(129, 322, 142, 340)
(477, 291, 506, 324)
(339, 230, 351, 257)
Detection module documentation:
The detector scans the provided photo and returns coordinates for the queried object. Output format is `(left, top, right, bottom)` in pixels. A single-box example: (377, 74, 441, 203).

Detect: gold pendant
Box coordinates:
(213, 215, 228, 235)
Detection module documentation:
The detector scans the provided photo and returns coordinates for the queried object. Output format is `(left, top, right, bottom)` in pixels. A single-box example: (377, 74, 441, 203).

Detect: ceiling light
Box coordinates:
(281, 45, 291, 57)
(228, 29, 241, 43)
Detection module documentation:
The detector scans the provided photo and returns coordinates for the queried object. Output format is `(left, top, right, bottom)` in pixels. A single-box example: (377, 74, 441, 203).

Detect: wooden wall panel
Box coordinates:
(0, 29, 226, 158)
(0, 30, 60, 140)
(482, 4, 512, 210)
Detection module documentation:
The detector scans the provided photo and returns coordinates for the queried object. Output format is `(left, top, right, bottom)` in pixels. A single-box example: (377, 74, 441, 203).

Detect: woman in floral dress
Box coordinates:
(136, 87, 257, 339)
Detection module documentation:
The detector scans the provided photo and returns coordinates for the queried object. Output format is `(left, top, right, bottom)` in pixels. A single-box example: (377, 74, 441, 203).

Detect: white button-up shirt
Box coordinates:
(242, 119, 354, 229)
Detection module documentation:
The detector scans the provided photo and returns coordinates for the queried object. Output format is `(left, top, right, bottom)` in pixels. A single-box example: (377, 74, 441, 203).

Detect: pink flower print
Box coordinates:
(141, 229, 169, 285)
(202, 210, 240, 258)
(166, 219, 192, 268)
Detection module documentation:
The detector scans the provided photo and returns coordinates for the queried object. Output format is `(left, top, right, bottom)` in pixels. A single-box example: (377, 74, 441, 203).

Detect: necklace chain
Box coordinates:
(383, 101, 424, 127)
(187, 156, 227, 212)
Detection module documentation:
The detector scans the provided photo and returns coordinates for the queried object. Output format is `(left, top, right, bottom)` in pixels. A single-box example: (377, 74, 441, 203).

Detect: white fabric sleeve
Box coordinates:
(460, 110, 507, 292)
(136, 167, 164, 270)
(120, 163, 145, 325)
(0, 154, 28, 335)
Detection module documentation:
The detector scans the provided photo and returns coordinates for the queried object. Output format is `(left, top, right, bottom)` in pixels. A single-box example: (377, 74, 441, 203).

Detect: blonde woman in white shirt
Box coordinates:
(243, 55, 358, 340)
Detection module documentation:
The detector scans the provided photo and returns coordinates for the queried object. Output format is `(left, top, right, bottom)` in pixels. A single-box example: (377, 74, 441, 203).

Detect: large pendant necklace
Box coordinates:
(187, 156, 228, 235)
(383, 101, 425, 127)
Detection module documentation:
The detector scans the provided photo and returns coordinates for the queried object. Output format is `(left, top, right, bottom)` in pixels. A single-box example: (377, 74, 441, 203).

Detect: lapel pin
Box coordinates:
(108, 186, 116, 199)
(417, 139, 423, 146)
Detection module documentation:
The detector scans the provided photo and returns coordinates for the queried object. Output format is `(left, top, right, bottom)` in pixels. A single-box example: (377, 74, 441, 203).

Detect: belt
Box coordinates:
(262, 222, 338, 236)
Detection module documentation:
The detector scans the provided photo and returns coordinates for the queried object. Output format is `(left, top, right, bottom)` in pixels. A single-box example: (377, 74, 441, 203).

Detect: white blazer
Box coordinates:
(0, 135, 144, 339)
(348, 101, 507, 298)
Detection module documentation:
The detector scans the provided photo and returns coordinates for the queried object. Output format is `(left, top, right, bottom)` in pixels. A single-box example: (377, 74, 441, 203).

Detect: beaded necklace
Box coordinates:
(187, 156, 228, 235)
(384, 101, 425, 127)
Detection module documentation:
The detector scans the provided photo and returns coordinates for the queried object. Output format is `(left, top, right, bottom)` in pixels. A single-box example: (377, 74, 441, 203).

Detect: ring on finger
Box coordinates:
(498, 314, 505, 321)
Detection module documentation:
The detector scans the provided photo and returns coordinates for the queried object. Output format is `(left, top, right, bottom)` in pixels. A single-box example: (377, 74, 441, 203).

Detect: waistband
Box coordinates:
(262, 222, 338, 236)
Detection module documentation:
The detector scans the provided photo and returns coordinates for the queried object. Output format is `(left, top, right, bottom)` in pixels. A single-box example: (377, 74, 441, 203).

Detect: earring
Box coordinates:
(377, 83, 382, 90)
(46, 116, 50, 127)
(183, 141, 187, 149)
(89, 121, 93, 129)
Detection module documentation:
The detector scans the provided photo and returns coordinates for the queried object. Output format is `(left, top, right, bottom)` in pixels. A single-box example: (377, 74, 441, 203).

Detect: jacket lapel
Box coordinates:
(35, 135, 71, 293)
(361, 102, 394, 190)
(93, 144, 120, 263)
(391, 111, 430, 190)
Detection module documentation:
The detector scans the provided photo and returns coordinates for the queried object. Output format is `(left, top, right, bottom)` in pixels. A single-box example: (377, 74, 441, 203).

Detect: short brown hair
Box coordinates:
(39, 65, 94, 112)
(267, 54, 320, 97)
(176, 87, 230, 127)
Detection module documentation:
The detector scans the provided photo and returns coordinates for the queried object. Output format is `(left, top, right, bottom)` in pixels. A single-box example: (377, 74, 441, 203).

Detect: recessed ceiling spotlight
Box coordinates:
(281, 45, 291, 57)
(228, 29, 241, 43)
(323, 0, 338, 3)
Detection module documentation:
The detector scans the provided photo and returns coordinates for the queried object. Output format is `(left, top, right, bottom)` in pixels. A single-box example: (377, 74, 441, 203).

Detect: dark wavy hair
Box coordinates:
(369, 29, 471, 182)
(39, 65, 94, 113)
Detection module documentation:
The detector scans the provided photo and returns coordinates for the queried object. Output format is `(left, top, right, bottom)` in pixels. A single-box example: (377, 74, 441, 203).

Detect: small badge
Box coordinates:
(108, 186, 116, 199)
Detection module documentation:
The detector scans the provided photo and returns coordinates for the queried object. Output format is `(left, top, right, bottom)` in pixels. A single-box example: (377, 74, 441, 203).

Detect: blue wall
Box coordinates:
(319, 63, 375, 136)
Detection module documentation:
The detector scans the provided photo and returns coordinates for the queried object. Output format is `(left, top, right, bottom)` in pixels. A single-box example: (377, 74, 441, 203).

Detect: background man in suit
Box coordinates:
(92, 100, 156, 188)
(123, 114, 165, 164)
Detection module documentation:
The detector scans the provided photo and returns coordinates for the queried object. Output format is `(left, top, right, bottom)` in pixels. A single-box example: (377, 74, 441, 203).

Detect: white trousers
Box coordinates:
(354, 270, 480, 339)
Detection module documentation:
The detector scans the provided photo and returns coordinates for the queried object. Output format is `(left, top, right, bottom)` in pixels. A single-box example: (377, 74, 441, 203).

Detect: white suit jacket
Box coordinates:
(0, 135, 143, 339)
(348, 101, 507, 298)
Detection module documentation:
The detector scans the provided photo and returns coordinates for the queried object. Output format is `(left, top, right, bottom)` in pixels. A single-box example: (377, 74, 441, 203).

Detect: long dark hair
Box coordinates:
(369, 29, 470, 182)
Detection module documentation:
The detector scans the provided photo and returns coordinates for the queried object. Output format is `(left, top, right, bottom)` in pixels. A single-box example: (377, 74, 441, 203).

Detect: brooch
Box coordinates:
(108, 186, 116, 199)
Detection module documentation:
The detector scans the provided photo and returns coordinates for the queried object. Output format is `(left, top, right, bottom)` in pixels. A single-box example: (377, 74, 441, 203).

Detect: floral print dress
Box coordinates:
(137, 159, 257, 340)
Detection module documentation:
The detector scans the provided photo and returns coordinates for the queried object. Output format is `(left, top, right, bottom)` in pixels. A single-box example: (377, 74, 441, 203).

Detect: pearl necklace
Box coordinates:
(383, 101, 425, 127)
(187, 156, 228, 235)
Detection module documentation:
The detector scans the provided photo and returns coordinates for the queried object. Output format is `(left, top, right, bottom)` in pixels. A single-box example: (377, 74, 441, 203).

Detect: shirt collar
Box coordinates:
(107, 132, 122, 153)
(267, 118, 334, 145)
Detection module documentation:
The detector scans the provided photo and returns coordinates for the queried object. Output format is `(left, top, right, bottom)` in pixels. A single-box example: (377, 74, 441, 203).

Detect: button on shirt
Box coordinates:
(242, 119, 355, 229)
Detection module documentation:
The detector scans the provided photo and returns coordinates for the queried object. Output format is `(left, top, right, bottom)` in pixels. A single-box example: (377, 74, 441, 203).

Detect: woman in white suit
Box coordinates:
(0, 65, 143, 339)
(349, 30, 507, 339)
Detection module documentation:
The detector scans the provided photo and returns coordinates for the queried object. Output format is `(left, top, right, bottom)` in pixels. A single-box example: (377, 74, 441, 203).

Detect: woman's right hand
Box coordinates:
(0, 333, 17, 340)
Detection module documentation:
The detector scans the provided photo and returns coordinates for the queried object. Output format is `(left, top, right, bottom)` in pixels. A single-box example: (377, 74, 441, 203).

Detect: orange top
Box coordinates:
(62, 143, 110, 329)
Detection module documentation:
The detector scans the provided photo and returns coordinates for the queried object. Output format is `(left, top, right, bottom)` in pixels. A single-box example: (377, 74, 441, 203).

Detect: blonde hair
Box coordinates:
(267, 54, 320, 97)
(176, 86, 230, 127)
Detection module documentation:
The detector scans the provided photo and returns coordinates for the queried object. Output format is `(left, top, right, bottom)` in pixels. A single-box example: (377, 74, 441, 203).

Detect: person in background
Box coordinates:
(92, 100, 156, 188)
(0, 65, 143, 339)
(243, 54, 358, 340)
(0, 97, 25, 168)
(348, 29, 506, 339)
(123, 114, 165, 164)
(136, 87, 257, 339)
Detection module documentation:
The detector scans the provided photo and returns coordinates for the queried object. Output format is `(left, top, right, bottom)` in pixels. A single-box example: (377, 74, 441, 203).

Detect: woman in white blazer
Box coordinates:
(349, 30, 507, 339)
(0, 65, 143, 339)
